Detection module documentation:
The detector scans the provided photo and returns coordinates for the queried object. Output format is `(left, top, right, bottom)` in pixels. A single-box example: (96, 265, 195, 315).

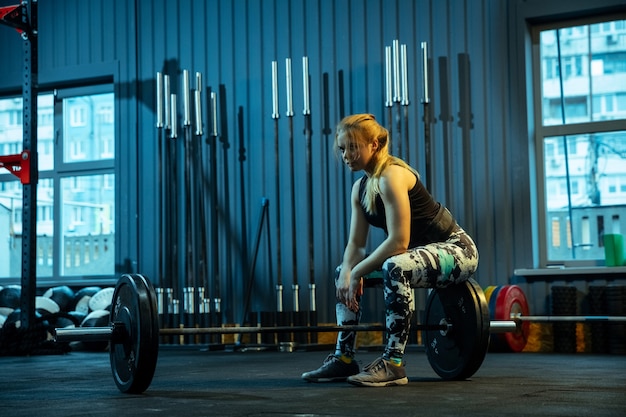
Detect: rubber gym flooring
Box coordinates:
(0, 346, 624, 417)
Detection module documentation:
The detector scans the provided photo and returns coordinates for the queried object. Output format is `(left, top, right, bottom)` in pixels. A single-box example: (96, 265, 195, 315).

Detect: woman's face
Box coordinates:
(336, 133, 377, 173)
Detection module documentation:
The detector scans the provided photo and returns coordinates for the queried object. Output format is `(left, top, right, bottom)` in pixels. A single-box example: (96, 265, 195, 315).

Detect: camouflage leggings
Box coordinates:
(334, 226, 478, 360)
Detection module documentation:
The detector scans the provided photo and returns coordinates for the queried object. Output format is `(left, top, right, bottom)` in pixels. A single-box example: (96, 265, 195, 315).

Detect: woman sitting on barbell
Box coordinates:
(301, 114, 479, 387)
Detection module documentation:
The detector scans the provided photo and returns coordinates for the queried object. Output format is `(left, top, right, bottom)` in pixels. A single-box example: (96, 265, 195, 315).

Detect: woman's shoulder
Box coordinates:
(377, 165, 416, 195)
(381, 164, 416, 182)
(351, 175, 366, 193)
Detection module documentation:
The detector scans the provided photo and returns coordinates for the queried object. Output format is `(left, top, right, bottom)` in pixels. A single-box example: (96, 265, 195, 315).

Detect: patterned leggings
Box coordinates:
(334, 226, 479, 360)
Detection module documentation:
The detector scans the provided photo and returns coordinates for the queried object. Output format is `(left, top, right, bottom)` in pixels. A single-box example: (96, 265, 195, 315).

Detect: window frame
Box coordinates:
(0, 83, 116, 283)
(531, 12, 626, 267)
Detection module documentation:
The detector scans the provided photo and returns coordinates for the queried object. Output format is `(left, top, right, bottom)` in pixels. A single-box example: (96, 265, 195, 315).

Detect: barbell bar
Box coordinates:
(154, 315, 626, 334)
(51, 274, 626, 395)
(55, 321, 519, 343)
(56, 312, 626, 345)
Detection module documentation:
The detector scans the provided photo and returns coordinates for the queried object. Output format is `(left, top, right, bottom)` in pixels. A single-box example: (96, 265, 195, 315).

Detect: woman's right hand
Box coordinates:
(336, 268, 362, 312)
(335, 268, 351, 305)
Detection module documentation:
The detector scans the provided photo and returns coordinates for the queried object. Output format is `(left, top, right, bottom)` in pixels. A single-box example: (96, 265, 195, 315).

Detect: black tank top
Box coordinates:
(358, 174, 456, 247)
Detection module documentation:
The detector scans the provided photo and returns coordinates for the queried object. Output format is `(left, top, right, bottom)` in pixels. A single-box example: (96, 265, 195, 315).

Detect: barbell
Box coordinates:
(53, 274, 626, 394)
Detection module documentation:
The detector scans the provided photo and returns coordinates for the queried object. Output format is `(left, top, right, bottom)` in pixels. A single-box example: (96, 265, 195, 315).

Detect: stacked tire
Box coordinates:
(551, 286, 577, 353)
(587, 285, 608, 353)
(606, 285, 626, 355)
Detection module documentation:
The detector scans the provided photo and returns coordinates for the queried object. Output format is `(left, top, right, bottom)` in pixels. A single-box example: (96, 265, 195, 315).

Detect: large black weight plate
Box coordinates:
(109, 274, 159, 394)
(423, 278, 490, 380)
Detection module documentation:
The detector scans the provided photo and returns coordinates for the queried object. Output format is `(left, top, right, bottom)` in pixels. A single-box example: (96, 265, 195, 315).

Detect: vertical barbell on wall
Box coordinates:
(421, 41, 433, 192)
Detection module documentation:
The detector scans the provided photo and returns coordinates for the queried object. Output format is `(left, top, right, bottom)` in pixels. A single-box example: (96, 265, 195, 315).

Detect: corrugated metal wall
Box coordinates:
(132, 0, 536, 323)
(133, 0, 531, 322)
(0, 0, 623, 323)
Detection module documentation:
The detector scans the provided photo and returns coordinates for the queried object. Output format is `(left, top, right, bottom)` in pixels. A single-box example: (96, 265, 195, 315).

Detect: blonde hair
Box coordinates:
(334, 114, 418, 214)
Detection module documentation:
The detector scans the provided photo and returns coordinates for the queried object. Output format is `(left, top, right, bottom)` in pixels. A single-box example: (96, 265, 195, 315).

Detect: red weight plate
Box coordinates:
(494, 285, 529, 352)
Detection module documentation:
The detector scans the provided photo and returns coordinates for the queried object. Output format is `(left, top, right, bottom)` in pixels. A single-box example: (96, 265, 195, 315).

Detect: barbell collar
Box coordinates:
(489, 320, 519, 333)
(54, 322, 128, 343)
(54, 326, 113, 343)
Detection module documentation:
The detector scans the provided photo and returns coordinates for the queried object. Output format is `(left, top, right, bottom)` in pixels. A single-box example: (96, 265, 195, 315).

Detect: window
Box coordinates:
(0, 85, 115, 281)
(532, 15, 626, 266)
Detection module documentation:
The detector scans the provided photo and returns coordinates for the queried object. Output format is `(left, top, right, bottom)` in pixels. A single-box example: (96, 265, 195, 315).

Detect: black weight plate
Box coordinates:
(109, 274, 159, 394)
(423, 278, 490, 380)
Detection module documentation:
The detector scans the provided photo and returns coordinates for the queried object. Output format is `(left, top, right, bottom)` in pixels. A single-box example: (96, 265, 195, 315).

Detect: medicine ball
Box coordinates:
(43, 286, 75, 312)
(70, 286, 101, 314)
(51, 314, 76, 330)
(0, 285, 21, 310)
(0, 306, 13, 317)
(36, 296, 61, 316)
(88, 287, 115, 312)
(4, 308, 43, 330)
(67, 310, 87, 326)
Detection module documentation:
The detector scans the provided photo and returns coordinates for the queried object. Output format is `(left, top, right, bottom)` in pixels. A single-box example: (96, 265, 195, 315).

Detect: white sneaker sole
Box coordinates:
(347, 376, 409, 387)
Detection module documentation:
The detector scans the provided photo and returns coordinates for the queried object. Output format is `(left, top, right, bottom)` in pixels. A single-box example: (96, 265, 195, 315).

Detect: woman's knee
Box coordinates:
(382, 252, 411, 274)
(381, 255, 412, 288)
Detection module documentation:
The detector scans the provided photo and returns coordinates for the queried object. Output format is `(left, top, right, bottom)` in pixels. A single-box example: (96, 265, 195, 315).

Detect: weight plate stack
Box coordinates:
(494, 285, 529, 352)
(486, 286, 507, 351)
(587, 285, 608, 353)
(606, 285, 626, 355)
(109, 273, 159, 394)
(423, 279, 490, 380)
(483, 286, 497, 307)
(551, 286, 577, 353)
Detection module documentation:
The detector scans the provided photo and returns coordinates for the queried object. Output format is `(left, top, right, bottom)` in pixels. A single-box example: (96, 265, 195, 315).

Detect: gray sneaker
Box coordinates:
(301, 354, 360, 382)
(347, 357, 408, 387)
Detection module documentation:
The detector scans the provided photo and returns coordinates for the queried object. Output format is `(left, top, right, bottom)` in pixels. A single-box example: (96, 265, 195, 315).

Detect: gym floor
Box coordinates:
(0, 346, 624, 417)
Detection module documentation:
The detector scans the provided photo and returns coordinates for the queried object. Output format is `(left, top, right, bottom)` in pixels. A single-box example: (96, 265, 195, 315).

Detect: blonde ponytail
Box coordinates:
(335, 114, 418, 214)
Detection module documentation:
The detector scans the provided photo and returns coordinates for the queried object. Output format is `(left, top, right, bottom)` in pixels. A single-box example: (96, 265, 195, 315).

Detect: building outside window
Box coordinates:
(533, 15, 626, 265)
(0, 86, 115, 281)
